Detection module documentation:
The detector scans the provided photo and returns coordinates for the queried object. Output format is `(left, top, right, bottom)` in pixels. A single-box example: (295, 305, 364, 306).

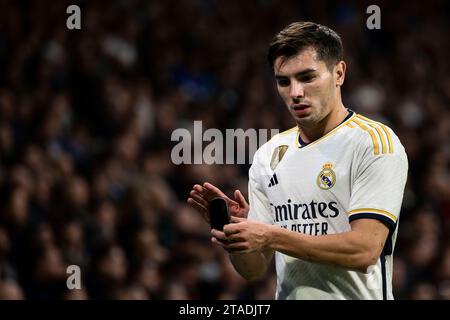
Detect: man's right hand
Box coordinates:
(187, 182, 249, 223)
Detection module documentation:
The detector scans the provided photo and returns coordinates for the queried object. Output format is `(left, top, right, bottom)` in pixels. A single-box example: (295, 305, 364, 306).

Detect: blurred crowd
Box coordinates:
(0, 0, 449, 300)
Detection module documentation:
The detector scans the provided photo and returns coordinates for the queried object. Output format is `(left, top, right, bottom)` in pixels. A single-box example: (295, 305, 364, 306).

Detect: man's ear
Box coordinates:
(335, 61, 346, 87)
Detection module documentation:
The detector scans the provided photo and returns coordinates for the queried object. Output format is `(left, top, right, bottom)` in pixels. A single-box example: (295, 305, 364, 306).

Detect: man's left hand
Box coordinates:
(211, 216, 273, 253)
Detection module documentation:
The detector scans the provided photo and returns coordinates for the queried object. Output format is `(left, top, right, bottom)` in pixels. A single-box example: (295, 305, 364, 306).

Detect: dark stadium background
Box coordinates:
(0, 0, 449, 300)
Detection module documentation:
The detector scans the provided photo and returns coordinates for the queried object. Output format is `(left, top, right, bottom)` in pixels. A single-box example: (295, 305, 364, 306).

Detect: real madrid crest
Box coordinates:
(317, 162, 336, 190)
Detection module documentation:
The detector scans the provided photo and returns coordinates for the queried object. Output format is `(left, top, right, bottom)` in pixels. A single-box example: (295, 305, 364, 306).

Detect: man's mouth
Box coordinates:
(291, 104, 311, 117)
(292, 104, 310, 110)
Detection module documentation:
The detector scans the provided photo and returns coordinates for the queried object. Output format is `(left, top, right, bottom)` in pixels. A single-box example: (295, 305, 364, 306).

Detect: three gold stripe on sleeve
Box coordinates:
(348, 115, 393, 155)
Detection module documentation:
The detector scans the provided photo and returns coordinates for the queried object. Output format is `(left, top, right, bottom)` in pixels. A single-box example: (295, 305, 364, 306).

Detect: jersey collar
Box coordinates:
(297, 109, 355, 148)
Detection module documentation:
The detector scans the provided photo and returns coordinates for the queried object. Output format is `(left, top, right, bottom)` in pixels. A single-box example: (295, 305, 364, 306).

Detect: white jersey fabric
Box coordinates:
(247, 111, 408, 300)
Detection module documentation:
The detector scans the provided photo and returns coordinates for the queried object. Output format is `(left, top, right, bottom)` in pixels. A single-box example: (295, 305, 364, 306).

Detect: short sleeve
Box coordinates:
(348, 135, 408, 231)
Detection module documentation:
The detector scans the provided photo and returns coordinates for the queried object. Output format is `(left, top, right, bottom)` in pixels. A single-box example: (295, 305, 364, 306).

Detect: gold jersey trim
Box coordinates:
(356, 114, 394, 154)
(351, 118, 380, 155)
(356, 115, 387, 154)
(380, 124, 394, 153)
(295, 112, 356, 148)
(348, 208, 397, 223)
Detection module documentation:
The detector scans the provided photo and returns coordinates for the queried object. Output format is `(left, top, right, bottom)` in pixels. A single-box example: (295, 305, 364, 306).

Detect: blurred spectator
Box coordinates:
(86, 243, 128, 299)
(62, 287, 89, 300)
(392, 257, 408, 299)
(408, 282, 438, 300)
(0, 280, 25, 300)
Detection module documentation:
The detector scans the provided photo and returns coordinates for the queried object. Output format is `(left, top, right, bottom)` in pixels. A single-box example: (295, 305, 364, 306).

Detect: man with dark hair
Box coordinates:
(268, 21, 343, 70)
(188, 21, 408, 300)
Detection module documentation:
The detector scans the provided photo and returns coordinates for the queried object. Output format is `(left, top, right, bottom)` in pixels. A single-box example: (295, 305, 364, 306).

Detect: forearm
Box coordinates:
(229, 250, 272, 281)
(267, 226, 380, 273)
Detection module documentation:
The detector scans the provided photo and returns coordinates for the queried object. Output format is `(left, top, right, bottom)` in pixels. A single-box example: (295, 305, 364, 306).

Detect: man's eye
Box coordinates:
(277, 79, 290, 87)
(300, 76, 315, 83)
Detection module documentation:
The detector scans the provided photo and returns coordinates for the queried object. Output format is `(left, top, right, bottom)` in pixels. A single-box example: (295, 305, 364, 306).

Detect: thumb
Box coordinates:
(234, 190, 248, 208)
(230, 216, 246, 223)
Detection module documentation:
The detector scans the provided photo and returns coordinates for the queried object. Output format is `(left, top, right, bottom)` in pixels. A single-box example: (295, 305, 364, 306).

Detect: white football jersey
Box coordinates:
(247, 111, 408, 300)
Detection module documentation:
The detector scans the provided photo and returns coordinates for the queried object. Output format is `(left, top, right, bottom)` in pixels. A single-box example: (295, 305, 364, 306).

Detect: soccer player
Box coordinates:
(187, 21, 408, 300)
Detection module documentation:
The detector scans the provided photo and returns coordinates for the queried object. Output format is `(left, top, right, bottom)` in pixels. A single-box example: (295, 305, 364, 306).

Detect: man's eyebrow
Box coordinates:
(275, 68, 317, 79)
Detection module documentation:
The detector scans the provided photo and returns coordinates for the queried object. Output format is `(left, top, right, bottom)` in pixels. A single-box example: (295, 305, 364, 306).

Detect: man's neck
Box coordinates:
(298, 103, 349, 144)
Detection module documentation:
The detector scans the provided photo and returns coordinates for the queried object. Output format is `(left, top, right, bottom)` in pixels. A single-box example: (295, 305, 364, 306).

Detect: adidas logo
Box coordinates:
(268, 173, 279, 187)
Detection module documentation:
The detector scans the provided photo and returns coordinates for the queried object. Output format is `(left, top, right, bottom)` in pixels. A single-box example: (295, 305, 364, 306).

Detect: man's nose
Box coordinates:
(289, 81, 304, 99)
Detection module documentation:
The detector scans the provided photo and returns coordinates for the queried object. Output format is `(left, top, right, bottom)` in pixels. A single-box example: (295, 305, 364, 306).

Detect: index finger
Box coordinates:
(211, 228, 228, 241)
(223, 223, 241, 236)
(203, 182, 227, 199)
